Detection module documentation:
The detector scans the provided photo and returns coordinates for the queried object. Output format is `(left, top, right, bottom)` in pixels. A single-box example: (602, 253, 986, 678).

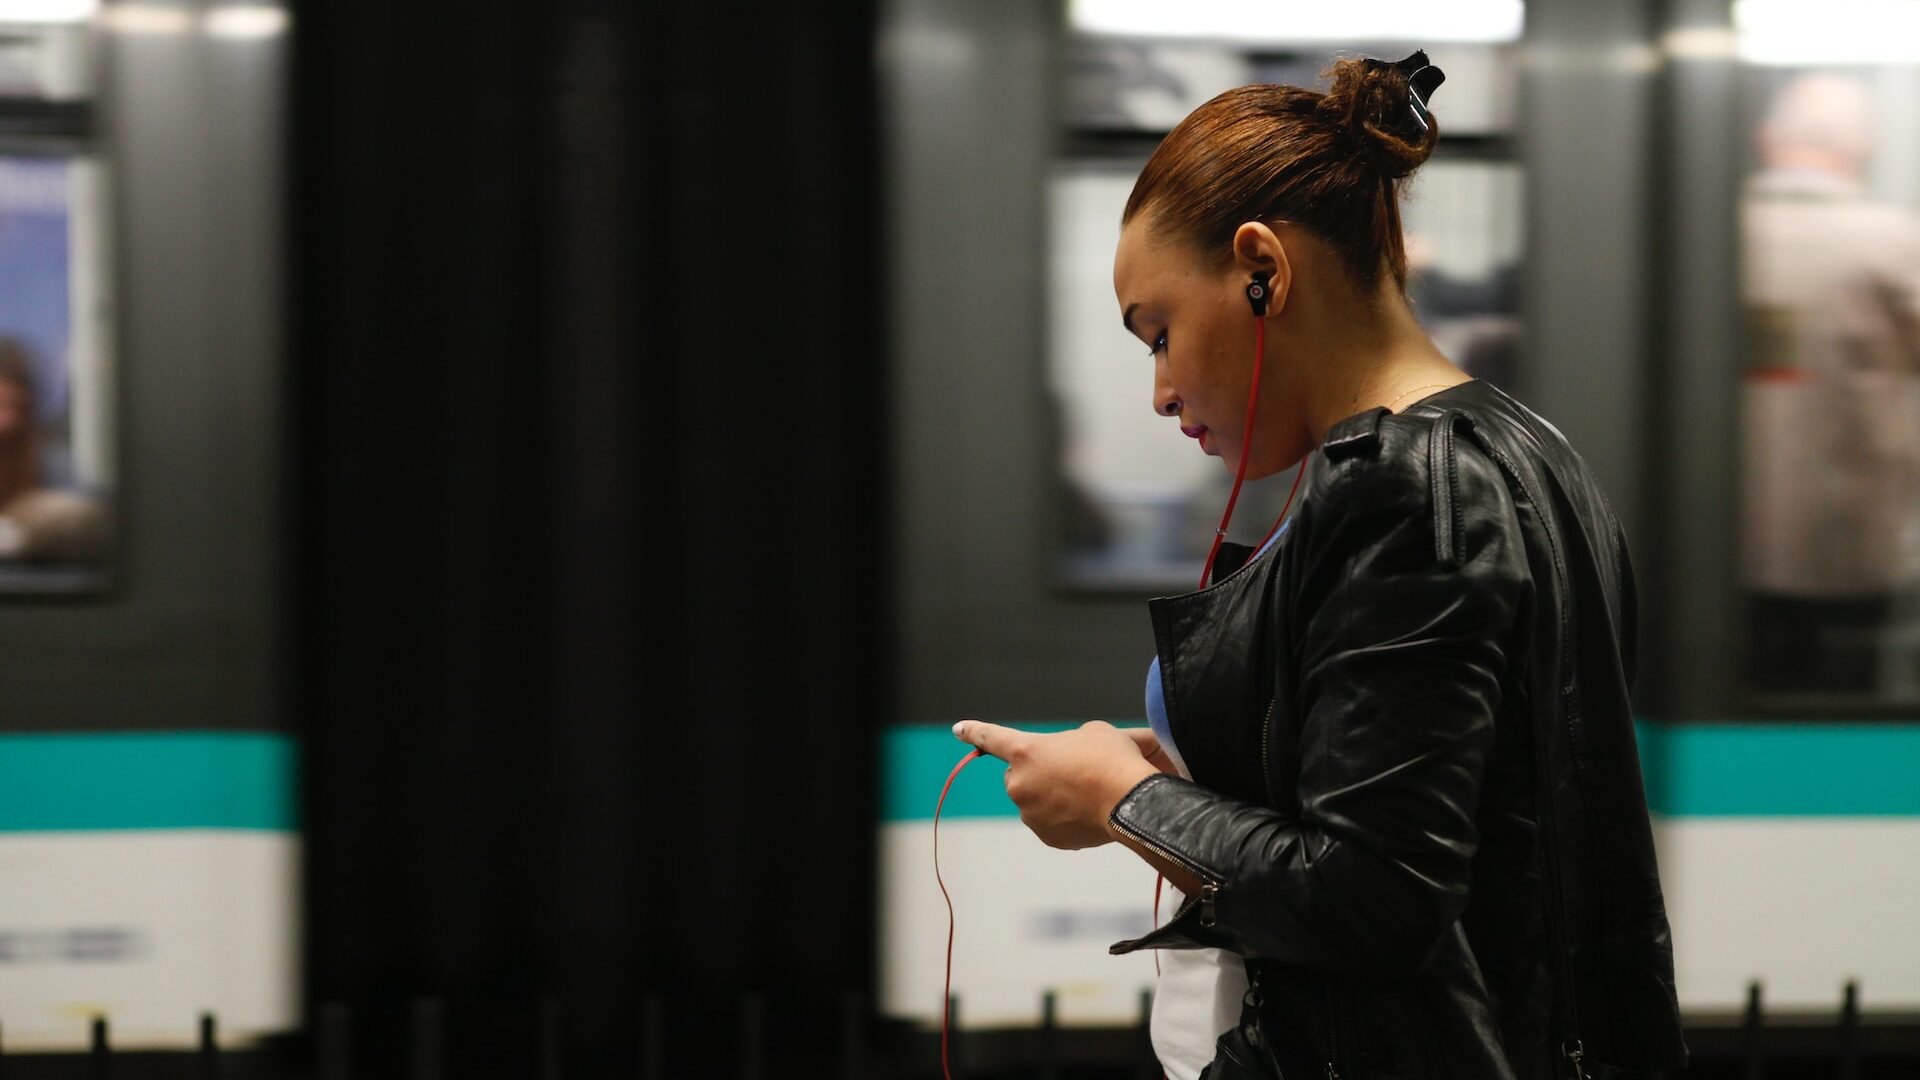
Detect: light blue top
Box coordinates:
(1146, 520, 1293, 778)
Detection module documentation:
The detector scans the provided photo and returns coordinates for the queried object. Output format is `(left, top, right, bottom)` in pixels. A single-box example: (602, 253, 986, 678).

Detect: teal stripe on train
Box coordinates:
(0, 732, 296, 832)
(1637, 721, 1920, 817)
(882, 720, 1920, 822)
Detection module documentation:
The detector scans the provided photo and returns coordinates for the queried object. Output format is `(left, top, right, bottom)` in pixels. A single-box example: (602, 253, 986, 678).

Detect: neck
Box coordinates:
(1284, 278, 1467, 448)
(1765, 147, 1862, 181)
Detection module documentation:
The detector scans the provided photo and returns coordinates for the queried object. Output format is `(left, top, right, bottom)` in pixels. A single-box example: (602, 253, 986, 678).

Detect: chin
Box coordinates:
(1211, 433, 1300, 477)
(1243, 452, 1304, 481)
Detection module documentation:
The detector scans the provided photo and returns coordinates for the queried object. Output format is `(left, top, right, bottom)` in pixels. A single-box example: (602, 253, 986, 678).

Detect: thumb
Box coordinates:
(1123, 726, 1179, 774)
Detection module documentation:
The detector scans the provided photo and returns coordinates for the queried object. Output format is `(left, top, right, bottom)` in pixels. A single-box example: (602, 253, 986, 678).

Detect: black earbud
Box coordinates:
(1245, 270, 1273, 317)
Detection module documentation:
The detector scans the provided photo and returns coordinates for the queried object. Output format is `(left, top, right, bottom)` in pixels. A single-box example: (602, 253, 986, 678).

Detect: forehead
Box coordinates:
(1112, 213, 1174, 298)
(1113, 211, 1211, 314)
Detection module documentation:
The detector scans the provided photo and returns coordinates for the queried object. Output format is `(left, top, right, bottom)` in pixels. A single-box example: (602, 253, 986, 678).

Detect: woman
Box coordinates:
(954, 53, 1688, 1080)
(0, 337, 44, 508)
(0, 337, 110, 562)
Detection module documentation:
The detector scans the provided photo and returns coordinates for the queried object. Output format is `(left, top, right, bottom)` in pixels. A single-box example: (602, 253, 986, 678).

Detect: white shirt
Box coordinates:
(1149, 877, 1251, 1079)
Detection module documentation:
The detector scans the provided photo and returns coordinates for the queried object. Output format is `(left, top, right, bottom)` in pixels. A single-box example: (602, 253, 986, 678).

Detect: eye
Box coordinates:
(1149, 330, 1168, 357)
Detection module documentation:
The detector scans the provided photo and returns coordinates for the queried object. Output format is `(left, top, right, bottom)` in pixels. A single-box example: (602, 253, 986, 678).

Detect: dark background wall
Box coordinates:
(292, 1, 885, 1073)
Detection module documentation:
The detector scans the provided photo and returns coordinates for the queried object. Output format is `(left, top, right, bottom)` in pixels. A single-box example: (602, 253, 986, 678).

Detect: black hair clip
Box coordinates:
(1364, 49, 1446, 134)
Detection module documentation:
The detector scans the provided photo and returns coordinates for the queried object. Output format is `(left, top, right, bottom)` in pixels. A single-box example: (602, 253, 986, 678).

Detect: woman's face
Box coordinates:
(0, 379, 29, 443)
(1112, 212, 1279, 476)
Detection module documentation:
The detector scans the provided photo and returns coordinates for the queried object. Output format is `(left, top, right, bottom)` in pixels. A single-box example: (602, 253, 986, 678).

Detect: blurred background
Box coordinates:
(0, 0, 1917, 1076)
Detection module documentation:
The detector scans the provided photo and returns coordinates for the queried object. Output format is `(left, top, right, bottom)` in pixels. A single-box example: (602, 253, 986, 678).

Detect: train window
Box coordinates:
(1733, 2, 1920, 703)
(1, 15, 114, 593)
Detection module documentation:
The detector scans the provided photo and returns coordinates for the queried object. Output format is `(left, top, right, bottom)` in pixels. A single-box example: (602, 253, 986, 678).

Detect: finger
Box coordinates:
(1121, 727, 1179, 774)
(952, 719, 1027, 759)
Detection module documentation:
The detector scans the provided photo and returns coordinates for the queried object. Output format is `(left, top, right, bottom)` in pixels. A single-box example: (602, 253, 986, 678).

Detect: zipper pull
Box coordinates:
(1324, 1063, 1342, 1080)
(1199, 882, 1219, 928)
(1562, 1039, 1591, 1080)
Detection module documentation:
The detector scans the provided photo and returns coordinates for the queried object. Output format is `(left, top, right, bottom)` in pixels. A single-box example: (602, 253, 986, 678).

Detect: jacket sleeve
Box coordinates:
(1107, 436, 1530, 982)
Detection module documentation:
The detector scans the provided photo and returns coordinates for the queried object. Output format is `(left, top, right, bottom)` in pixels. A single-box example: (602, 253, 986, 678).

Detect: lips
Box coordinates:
(1180, 425, 1207, 439)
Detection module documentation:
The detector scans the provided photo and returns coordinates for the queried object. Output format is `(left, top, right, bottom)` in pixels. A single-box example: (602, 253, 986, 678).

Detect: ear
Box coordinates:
(1231, 221, 1291, 318)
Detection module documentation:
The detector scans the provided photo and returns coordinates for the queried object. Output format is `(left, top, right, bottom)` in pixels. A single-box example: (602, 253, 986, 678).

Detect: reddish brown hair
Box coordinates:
(1122, 56, 1439, 291)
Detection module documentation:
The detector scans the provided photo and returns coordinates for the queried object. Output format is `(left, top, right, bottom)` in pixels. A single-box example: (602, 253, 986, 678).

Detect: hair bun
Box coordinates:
(1319, 53, 1442, 180)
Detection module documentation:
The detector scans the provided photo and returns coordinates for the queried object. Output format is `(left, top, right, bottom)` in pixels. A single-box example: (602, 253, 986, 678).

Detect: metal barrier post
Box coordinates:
(1838, 979, 1861, 1080)
(838, 990, 864, 1080)
(639, 994, 665, 1080)
(538, 996, 563, 1080)
(741, 994, 766, 1080)
(199, 1012, 219, 1080)
(89, 1015, 109, 1080)
(410, 998, 445, 1080)
(1742, 979, 1766, 1080)
(1038, 989, 1059, 1080)
(1137, 989, 1157, 1080)
(319, 1002, 353, 1080)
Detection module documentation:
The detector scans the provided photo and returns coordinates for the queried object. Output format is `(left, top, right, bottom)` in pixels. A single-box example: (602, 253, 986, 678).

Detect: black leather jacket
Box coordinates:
(1106, 379, 1688, 1080)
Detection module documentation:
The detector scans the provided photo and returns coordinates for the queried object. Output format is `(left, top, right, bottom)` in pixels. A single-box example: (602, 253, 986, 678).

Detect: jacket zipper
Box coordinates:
(1258, 694, 1278, 806)
(1324, 980, 1343, 1080)
(1109, 815, 1222, 924)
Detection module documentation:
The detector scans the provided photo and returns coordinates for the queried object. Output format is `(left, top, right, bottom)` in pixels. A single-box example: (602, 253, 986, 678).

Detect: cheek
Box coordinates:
(1175, 320, 1244, 411)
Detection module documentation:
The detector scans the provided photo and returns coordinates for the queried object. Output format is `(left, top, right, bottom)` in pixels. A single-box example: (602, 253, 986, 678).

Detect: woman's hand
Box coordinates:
(1129, 726, 1183, 777)
(951, 719, 1162, 850)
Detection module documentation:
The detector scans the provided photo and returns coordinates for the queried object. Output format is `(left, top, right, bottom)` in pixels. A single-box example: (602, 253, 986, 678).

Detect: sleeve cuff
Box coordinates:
(1106, 772, 1228, 887)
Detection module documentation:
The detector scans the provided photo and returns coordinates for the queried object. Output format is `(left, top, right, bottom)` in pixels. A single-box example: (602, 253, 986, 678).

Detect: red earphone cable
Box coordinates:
(935, 748, 985, 1080)
(1199, 317, 1265, 589)
(1152, 874, 1164, 976)
(938, 310, 1313, 1080)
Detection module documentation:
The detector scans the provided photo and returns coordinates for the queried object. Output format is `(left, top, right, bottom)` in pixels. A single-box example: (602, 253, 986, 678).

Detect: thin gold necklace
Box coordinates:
(1379, 381, 1454, 413)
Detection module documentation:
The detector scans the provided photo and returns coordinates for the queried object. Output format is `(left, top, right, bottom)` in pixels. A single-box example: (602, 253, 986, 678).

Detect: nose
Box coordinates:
(1153, 377, 1181, 419)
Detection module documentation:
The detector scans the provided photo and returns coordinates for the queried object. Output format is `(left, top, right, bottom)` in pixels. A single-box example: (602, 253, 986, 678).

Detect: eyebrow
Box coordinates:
(1122, 302, 1139, 337)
